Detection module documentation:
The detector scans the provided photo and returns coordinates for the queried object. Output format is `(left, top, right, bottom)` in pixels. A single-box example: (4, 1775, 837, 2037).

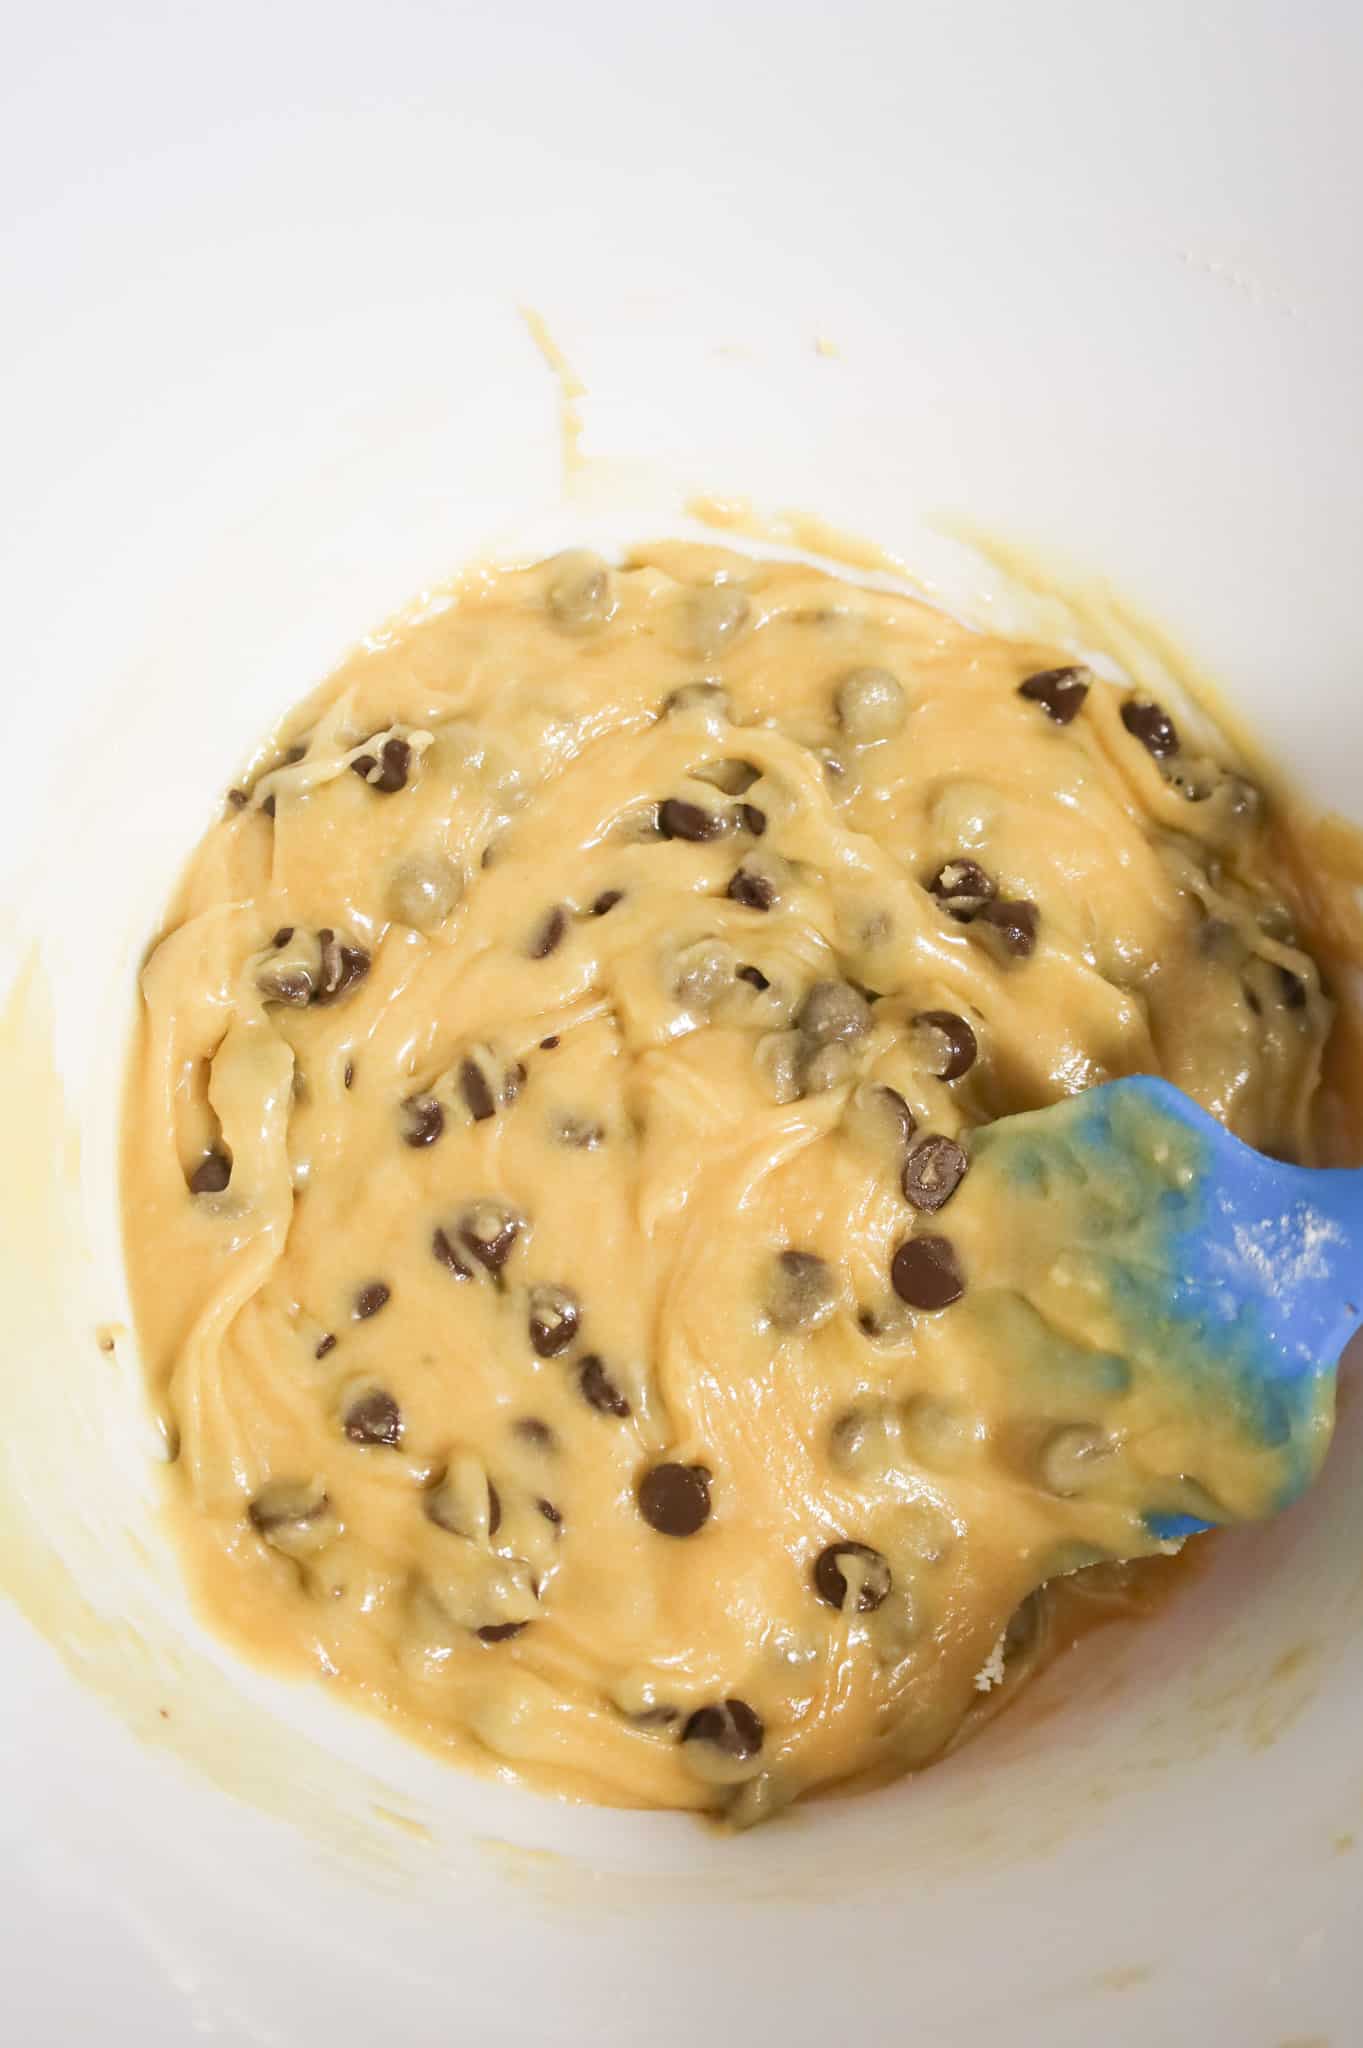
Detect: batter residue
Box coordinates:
(123, 542, 1346, 1821)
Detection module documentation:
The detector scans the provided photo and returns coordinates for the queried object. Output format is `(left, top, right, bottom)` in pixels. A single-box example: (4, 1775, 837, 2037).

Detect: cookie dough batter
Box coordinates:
(123, 543, 1345, 1821)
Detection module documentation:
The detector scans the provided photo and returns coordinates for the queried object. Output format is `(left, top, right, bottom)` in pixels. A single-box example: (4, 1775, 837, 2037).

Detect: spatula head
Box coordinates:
(956, 1076, 1358, 1544)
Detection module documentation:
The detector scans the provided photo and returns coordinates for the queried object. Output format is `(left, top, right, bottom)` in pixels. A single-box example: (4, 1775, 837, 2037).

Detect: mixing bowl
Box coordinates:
(3, 3, 1361, 2041)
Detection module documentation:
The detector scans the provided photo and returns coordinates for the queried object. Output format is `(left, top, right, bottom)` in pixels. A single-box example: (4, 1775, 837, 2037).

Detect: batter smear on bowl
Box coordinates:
(122, 542, 1354, 1822)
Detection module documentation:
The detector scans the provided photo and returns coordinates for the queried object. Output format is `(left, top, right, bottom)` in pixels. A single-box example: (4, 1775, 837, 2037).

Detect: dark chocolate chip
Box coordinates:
(351, 735, 412, 793)
(1018, 666, 1091, 725)
(727, 868, 776, 911)
(927, 860, 997, 922)
(248, 1483, 328, 1534)
(528, 1285, 580, 1358)
(592, 890, 624, 916)
(477, 1621, 525, 1643)
(539, 1035, 560, 1049)
(459, 1207, 521, 1274)
(188, 1148, 231, 1195)
(902, 1135, 969, 1214)
(874, 1085, 918, 1150)
(978, 898, 1039, 958)
(530, 906, 568, 959)
(736, 803, 767, 837)
(555, 1114, 605, 1150)
(459, 1058, 497, 1122)
(272, 926, 295, 949)
(813, 1541, 892, 1613)
(316, 929, 371, 1004)
(1121, 698, 1179, 758)
(431, 1226, 473, 1278)
(258, 964, 315, 1007)
(681, 1698, 763, 1759)
(353, 1281, 391, 1319)
(912, 1009, 978, 1080)
(537, 1498, 562, 1525)
(579, 1355, 631, 1417)
(314, 1333, 337, 1359)
(890, 1234, 966, 1310)
(736, 964, 771, 991)
(659, 798, 727, 842)
(638, 1462, 711, 1536)
(514, 1417, 557, 1451)
(344, 1389, 403, 1446)
(799, 980, 872, 1045)
(401, 1095, 445, 1147)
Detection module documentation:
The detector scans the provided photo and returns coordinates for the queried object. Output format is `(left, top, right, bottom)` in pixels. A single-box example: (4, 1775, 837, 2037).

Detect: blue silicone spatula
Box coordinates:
(959, 1075, 1363, 1543)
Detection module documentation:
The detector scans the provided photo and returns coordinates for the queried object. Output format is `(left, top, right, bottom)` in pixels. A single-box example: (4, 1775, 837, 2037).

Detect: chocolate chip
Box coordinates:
(727, 868, 776, 911)
(978, 898, 1039, 958)
(638, 1462, 711, 1536)
(478, 1621, 525, 1643)
(681, 1698, 763, 1759)
(314, 1333, 337, 1359)
(659, 798, 727, 842)
(248, 1481, 328, 1535)
(530, 906, 568, 959)
(737, 964, 771, 991)
(528, 1284, 580, 1358)
(554, 1114, 605, 1150)
(579, 1356, 631, 1416)
(912, 1010, 977, 1080)
(431, 1226, 473, 1278)
(813, 1542, 892, 1613)
(344, 1389, 403, 1446)
(537, 1498, 562, 1525)
(592, 889, 624, 916)
(401, 1095, 445, 1147)
(188, 1147, 231, 1195)
(1121, 698, 1179, 757)
(736, 803, 767, 837)
(316, 929, 371, 1004)
(767, 1249, 837, 1330)
(257, 963, 315, 1007)
(459, 1058, 496, 1122)
(902, 1135, 969, 1213)
(354, 1281, 390, 1319)
(927, 860, 996, 922)
(891, 1234, 965, 1310)
(272, 926, 295, 949)
(539, 1035, 560, 1049)
(799, 980, 871, 1045)
(459, 1204, 521, 1274)
(351, 735, 412, 792)
(1018, 665, 1091, 725)
(514, 1417, 557, 1451)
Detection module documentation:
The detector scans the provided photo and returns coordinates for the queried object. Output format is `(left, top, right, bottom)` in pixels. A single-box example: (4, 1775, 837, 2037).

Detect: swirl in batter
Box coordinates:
(123, 542, 1347, 1821)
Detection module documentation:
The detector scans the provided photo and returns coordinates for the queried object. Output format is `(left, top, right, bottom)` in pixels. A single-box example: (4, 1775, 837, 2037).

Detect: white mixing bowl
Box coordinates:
(3, 5, 1361, 2042)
